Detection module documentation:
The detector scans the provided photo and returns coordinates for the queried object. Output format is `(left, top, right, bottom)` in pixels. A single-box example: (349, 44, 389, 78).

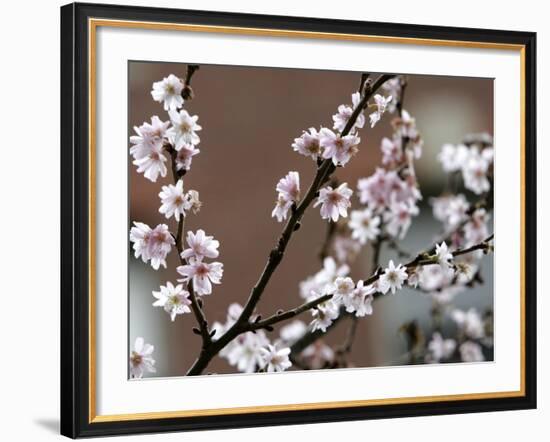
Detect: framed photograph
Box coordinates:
(60, 2, 536, 438)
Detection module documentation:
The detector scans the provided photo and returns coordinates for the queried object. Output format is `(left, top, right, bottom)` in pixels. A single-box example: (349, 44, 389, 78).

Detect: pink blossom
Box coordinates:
(181, 229, 220, 261)
(292, 127, 322, 160)
(319, 128, 360, 166)
(130, 222, 174, 270)
(177, 259, 224, 296)
(314, 183, 353, 222)
(332, 92, 365, 133)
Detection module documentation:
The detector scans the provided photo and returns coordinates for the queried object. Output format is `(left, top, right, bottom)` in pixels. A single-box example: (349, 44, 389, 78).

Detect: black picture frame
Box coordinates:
(61, 2, 537, 438)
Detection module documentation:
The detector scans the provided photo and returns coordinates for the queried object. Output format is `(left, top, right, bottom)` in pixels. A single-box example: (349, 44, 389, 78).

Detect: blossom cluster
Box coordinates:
(212, 304, 292, 373)
(438, 138, 494, 195)
(128, 72, 224, 377)
(276, 89, 393, 224)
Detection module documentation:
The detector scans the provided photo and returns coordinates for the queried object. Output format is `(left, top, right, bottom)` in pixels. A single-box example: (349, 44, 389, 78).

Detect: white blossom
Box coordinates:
(174, 138, 200, 171)
(380, 136, 402, 165)
(332, 92, 365, 133)
(310, 297, 340, 332)
(177, 259, 223, 296)
(272, 171, 300, 223)
(332, 235, 361, 264)
(381, 78, 402, 112)
(431, 194, 469, 231)
(181, 229, 220, 261)
(314, 183, 353, 222)
(272, 194, 293, 223)
(130, 222, 174, 270)
(299, 257, 350, 300)
(132, 142, 168, 182)
(438, 143, 469, 172)
(435, 241, 453, 269)
(319, 128, 360, 166)
(185, 189, 202, 214)
(279, 320, 307, 344)
(462, 147, 492, 194)
(158, 180, 191, 221)
(222, 331, 270, 373)
(451, 308, 485, 339)
(292, 127, 322, 160)
(384, 199, 419, 239)
(459, 341, 485, 362)
(130, 116, 170, 160)
(151, 74, 184, 111)
(369, 94, 392, 128)
(129, 337, 156, 379)
(425, 332, 456, 363)
(152, 282, 191, 321)
(167, 109, 201, 145)
(348, 208, 381, 245)
(345, 280, 375, 317)
(301, 341, 335, 369)
(379, 260, 408, 294)
(260, 344, 292, 372)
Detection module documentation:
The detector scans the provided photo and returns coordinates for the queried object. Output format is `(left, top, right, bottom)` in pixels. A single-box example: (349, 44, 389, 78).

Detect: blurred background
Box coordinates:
(128, 61, 494, 377)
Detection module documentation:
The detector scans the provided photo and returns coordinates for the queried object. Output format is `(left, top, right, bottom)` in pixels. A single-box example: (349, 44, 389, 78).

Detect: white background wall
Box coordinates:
(0, 0, 546, 440)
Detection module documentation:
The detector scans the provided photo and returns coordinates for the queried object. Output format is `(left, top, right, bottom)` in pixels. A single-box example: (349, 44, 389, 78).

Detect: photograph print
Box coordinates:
(128, 61, 494, 379)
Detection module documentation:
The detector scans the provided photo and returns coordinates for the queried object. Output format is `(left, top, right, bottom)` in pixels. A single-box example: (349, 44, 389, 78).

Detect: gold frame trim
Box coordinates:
(88, 18, 527, 424)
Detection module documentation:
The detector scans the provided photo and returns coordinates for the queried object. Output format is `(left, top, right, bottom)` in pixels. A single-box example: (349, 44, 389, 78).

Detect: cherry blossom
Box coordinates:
(451, 308, 485, 339)
(158, 180, 191, 221)
(151, 74, 184, 111)
(129, 337, 156, 379)
(435, 242, 453, 269)
(332, 235, 361, 264)
(130, 116, 170, 161)
(369, 94, 392, 128)
(464, 208, 490, 247)
(381, 77, 402, 112)
(301, 341, 335, 369)
(392, 109, 418, 139)
(462, 147, 492, 194)
(431, 194, 469, 231)
(130, 222, 174, 270)
(181, 229, 220, 261)
(152, 282, 191, 321)
(185, 189, 202, 214)
(314, 183, 353, 222)
(384, 199, 419, 239)
(459, 341, 485, 362)
(221, 331, 270, 373)
(132, 141, 168, 182)
(332, 92, 365, 133)
(292, 127, 322, 160)
(438, 143, 469, 172)
(319, 128, 360, 166)
(279, 320, 307, 344)
(380, 136, 402, 165)
(260, 344, 292, 372)
(330, 276, 355, 305)
(310, 297, 340, 332)
(272, 171, 300, 223)
(379, 260, 408, 294)
(167, 109, 201, 145)
(337, 279, 375, 317)
(299, 257, 350, 300)
(177, 259, 224, 296)
(425, 332, 456, 363)
(348, 208, 381, 245)
(174, 138, 200, 171)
